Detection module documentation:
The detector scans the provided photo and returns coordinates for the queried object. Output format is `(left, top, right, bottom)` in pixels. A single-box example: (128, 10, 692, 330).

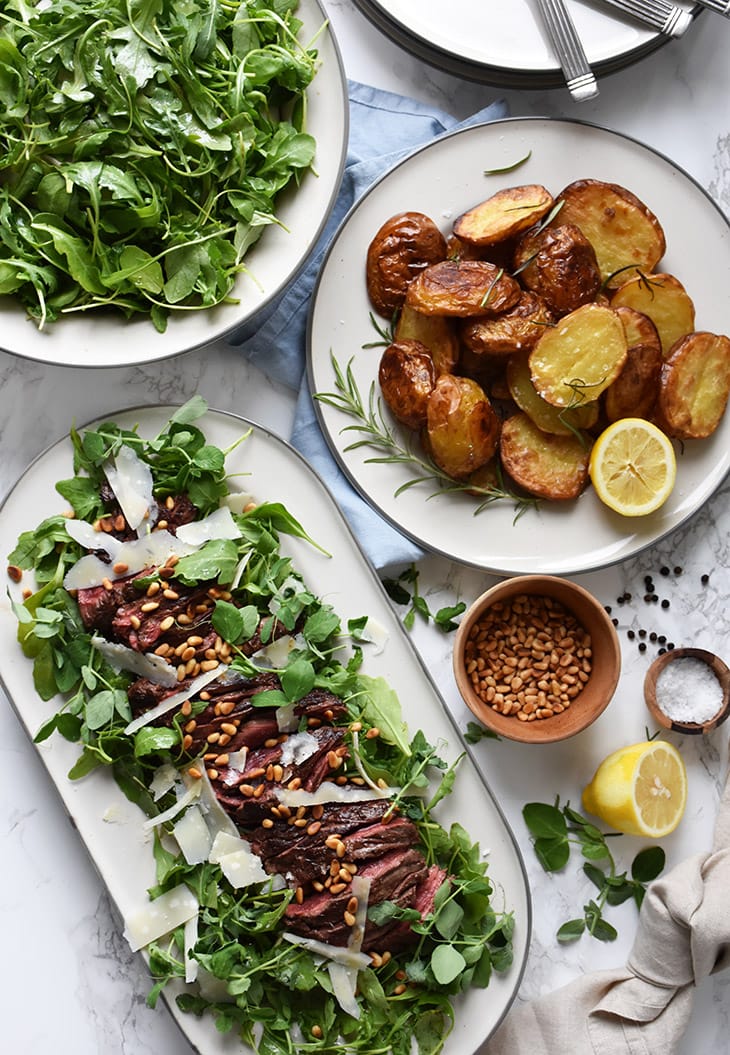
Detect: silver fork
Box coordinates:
(534, 0, 599, 100)
(597, 0, 693, 35)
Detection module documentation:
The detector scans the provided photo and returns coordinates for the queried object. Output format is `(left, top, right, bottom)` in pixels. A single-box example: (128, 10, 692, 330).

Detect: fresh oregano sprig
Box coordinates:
(522, 799, 666, 944)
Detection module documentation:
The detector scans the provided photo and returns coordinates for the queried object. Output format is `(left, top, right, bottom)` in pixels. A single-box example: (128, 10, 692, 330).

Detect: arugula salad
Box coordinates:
(6, 398, 514, 1055)
(0, 0, 320, 331)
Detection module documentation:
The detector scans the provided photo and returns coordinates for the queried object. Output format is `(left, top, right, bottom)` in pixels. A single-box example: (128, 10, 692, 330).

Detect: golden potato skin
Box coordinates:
(500, 412, 590, 500)
(366, 212, 447, 317)
(513, 223, 602, 316)
(406, 259, 521, 318)
(378, 339, 436, 431)
(657, 332, 730, 440)
(453, 184, 554, 246)
(426, 374, 500, 479)
(610, 273, 695, 358)
(394, 303, 460, 375)
(460, 290, 555, 358)
(507, 354, 599, 436)
(603, 343, 662, 423)
(614, 306, 661, 353)
(554, 179, 666, 287)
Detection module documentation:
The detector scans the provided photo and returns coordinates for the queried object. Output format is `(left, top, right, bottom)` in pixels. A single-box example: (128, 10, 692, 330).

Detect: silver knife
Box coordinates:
(534, 0, 599, 100)
(597, 0, 693, 35)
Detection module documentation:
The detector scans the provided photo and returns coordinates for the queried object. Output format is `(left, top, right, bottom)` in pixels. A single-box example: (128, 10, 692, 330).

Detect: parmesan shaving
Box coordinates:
(124, 665, 222, 735)
(175, 505, 241, 545)
(282, 933, 371, 970)
(217, 847, 268, 888)
(141, 781, 201, 831)
(124, 884, 199, 952)
(91, 635, 178, 687)
(65, 518, 122, 558)
(64, 529, 195, 590)
(105, 444, 157, 533)
(275, 782, 399, 808)
(328, 961, 361, 1019)
(173, 804, 212, 865)
(183, 913, 199, 983)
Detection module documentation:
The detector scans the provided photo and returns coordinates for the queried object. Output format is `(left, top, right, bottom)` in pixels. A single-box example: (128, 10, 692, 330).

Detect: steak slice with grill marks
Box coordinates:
(284, 847, 429, 947)
(249, 802, 409, 883)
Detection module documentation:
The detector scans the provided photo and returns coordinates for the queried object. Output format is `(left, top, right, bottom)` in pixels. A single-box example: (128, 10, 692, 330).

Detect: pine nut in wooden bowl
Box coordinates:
(644, 648, 730, 735)
(453, 575, 621, 744)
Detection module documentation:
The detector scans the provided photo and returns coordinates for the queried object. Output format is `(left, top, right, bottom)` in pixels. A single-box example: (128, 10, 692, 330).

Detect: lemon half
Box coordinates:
(589, 417, 676, 517)
(582, 740, 687, 838)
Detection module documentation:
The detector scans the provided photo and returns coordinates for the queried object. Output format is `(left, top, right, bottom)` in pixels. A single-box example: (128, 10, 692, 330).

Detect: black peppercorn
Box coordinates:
(639, 642, 647, 652)
(673, 566, 682, 575)
(661, 599, 670, 609)
(660, 566, 670, 576)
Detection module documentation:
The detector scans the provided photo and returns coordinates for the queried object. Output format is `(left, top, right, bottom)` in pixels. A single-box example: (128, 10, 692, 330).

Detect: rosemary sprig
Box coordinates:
(314, 352, 535, 518)
(483, 150, 532, 175)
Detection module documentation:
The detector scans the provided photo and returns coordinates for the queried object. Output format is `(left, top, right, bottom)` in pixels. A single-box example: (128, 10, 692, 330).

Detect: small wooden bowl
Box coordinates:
(453, 575, 621, 744)
(644, 648, 730, 734)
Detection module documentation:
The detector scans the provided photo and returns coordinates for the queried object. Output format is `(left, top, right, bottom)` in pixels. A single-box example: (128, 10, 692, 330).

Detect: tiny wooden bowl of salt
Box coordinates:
(644, 648, 730, 735)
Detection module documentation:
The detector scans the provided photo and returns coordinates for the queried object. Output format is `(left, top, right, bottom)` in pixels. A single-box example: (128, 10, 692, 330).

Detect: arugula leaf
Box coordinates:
(0, 0, 320, 329)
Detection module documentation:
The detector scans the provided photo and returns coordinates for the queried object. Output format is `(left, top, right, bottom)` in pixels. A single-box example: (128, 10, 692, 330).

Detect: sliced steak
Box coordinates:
(284, 848, 428, 947)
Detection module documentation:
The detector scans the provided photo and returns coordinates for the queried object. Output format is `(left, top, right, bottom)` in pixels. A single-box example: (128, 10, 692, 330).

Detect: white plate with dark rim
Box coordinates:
(307, 117, 730, 576)
(0, 405, 531, 1055)
(352, 0, 700, 88)
(0, 0, 348, 369)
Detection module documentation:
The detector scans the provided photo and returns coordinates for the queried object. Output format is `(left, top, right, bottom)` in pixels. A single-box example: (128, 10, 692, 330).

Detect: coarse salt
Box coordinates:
(654, 656, 724, 724)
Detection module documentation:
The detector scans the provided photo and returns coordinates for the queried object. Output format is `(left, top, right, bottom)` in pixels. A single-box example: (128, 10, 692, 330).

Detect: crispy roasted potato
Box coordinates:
(603, 306, 662, 423)
(500, 412, 590, 500)
(425, 374, 500, 479)
(445, 234, 486, 262)
(529, 303, 628, 407)
(366, 212, 447, 317)
(513, 222, 601, 316)
(657, 332, 730, 439)
(460, 290, 555, 357)
(554, 179, 666, 287)
(406, 259, 521, 318)
(507, 354, 599, 436)
(610, 273, 695, 357)
(378, 339, 436, 431)
(614, 305, 662, 353)
(454, 185, 554, 246)
(394, 303, 460, 375)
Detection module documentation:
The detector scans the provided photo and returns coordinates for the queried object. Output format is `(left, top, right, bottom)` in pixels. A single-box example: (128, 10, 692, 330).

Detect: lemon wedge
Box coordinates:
(582, 740, 687, 838)
(589, 417, 676, 516)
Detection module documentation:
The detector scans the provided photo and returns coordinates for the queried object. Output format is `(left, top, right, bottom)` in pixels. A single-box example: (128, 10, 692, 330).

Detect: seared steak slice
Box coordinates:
(76, 573, 148, 633)
(363, 864, 447, 954)
(342, 816, 420, 861)
(284, 848, 428, 946)
(249, 802, 403, 883)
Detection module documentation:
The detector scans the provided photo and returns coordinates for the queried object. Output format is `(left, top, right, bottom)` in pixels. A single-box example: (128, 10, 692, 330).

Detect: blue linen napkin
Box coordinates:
(228, 80, 509, 569)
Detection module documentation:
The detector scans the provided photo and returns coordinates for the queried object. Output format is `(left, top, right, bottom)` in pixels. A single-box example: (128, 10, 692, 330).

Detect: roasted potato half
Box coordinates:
(513, 222, 601, 316)
(395, 303, 460, 375)
(554, 179, 666, 287)
(425, 374, 500, 479)
(406, 260, 521, 318)
(500, 412, 591, 500)
(614, 306, 662, 354)
(460, 290, 555, 357)
(610, 273, 695, 357)
(366, 211, 447, 317)
(378, 339, 436, 431)
(507, 354, 599, 436)
(657, 332, 730, 440)
(529, 303, 628, 408)
(603, 306, 663, 423)
(453, 184, 554, 246)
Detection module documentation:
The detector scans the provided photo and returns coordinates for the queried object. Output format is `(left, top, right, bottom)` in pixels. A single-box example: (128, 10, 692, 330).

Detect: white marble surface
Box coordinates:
(1, 2, 730, 1052)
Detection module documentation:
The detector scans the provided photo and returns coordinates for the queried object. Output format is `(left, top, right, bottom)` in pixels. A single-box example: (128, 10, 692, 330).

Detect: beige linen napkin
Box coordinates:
(485, 768, 730, 1055)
